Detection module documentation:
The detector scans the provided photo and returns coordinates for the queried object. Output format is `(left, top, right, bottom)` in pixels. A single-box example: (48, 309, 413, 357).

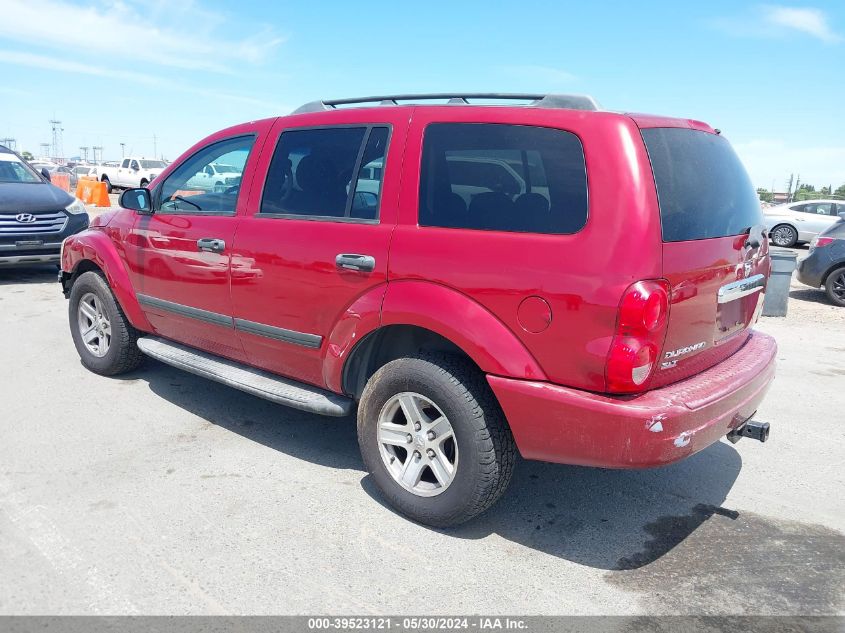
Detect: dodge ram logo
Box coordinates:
(15, 213, 36, 224)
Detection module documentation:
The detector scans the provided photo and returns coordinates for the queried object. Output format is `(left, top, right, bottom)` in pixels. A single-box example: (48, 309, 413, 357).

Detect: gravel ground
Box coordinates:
(0, 254, 843, 615)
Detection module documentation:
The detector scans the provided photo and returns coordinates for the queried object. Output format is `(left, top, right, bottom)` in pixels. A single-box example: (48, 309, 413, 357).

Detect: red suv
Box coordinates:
(60, 94, 776, 526)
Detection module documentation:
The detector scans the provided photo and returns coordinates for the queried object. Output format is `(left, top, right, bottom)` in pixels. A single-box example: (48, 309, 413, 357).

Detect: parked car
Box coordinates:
(46, 164, 78, 190)
(763, 199, 844, 247)
(184, 163, 243, 192)
(73, 165, 99, 180)
(59, 93, 776, 526)
(0, 144, 89, 267)
(98, 157, 167, 192)
(797, 213, 845, 306)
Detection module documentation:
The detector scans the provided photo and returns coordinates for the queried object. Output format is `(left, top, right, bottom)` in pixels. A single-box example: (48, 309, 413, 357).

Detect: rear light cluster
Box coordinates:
(812, 236, 834, 249)
(605, 280, 670, 393)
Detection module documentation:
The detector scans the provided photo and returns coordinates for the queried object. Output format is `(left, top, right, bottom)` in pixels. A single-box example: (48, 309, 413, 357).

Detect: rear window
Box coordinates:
(642, 128, 762, 242)
(419, 123, 588, 234)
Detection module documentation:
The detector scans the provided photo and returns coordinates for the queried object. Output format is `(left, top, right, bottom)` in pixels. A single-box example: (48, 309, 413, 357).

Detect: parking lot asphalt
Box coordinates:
(0, 263, 843, 615)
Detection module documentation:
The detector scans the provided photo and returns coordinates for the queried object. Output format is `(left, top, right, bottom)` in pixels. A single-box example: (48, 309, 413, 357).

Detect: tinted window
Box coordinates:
(419, 123, 587, 234)
(158, 135, 254, 214)
(642, 128, 763, 242)
(261, 126, 389, 220)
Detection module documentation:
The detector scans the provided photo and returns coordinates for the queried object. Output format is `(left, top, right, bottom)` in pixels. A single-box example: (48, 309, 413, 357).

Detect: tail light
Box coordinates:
(605, 280, 670, 393)
(811, 236, 834, 249)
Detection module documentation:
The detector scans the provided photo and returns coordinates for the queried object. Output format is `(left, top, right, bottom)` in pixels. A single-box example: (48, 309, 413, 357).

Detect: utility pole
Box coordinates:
(79, 147, 89, 162)
(0, 137, 16, 150)
(120, 143, 126, 159)
(92, 146, 103, 162)
(49, 119, 64, 162)
(153, 134, 157, 160)
(39, 142, 50, 159)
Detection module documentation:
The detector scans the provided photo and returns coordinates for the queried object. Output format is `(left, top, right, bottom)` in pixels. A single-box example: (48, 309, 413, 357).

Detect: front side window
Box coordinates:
(261, 126, 390, 221)
(419, 123, 588, 234)
(158, 135, 254, 214)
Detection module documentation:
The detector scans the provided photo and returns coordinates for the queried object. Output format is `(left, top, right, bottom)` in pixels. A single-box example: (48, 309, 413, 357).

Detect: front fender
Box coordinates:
(62, 229, 152, 332)
(380, 280, 547, 381)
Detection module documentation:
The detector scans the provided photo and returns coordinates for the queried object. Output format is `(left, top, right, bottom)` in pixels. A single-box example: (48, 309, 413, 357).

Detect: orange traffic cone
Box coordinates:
(91, 181, 111, 207)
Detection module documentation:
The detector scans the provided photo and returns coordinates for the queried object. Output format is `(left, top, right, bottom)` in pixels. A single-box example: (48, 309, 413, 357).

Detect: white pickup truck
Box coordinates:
(98, 157, 167, 192)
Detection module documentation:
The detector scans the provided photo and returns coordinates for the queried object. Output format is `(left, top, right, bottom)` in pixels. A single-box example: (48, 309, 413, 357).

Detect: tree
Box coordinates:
(835, 184, 845, 199)
(793, 184, 817, 201)
(757, 188, 774, 203)
(20, 150, 33, 161)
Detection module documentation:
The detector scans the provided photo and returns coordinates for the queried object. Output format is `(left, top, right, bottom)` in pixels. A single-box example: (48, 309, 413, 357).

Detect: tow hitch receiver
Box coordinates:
(727, 419, 770, 444)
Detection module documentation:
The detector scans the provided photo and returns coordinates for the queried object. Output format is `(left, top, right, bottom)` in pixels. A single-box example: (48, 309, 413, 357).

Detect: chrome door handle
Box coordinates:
(197, 238, 225, 253)
(335, 253, 375, 272)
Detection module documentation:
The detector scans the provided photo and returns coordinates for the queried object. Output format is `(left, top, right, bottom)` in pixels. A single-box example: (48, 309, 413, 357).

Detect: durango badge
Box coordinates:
(664, 341, 707, 360)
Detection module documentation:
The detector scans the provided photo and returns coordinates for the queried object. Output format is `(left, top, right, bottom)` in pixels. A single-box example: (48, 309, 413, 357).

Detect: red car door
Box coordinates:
(125, 121, 273, 360)
(230, 109, 410, 388)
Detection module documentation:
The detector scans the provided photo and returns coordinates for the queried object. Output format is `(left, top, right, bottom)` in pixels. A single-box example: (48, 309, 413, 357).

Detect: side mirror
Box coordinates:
(119, 187, 153, 214)
(41, 168, 51, 182)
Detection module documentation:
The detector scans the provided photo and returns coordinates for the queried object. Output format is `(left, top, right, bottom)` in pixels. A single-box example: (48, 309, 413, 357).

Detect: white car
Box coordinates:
(184, 163, 242, 192)
(763, 199, 845, 247)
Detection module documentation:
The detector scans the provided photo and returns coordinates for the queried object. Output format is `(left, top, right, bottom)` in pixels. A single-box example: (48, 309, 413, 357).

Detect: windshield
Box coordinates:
(213, 164, 240, 173)
(140, 160, 166, 169)
(642, 128, 763, 242)
(0, 153, 42, 183)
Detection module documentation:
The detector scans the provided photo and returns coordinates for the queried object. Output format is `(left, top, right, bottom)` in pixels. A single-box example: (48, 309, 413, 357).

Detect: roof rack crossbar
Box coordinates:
(292, 93, 600, 115)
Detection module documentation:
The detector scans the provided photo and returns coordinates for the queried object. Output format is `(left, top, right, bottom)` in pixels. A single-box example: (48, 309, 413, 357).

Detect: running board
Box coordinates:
(136, 337, 352, 417)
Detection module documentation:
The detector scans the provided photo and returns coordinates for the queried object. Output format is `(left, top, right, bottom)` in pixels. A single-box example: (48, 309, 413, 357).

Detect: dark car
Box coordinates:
(0, 144, 89, 267)
(797, 213, 845, 306)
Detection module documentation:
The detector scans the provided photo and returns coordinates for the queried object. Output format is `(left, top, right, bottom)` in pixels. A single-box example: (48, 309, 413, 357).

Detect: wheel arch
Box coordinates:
(62, 232, 152, 332)
(329, 280, 547, 399)
(822, 262, 845, 286)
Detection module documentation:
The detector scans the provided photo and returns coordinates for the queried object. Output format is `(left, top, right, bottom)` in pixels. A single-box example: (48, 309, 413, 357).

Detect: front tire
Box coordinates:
(357, 353, 515, 527)
(101, 176, 112, 193)
(69, 271, 144, 375)
(824, 267, 845, 307)
(771, 224, 798, 248)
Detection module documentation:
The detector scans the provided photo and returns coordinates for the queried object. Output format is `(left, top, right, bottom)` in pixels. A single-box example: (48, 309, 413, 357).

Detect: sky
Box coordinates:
(0, 0, 843, 191)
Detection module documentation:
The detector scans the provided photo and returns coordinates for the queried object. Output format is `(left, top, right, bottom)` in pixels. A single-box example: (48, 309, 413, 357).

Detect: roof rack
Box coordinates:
(291, 93, 601, 115)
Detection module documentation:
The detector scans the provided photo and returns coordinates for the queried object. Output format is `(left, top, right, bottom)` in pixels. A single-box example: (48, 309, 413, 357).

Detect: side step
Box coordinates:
(137, 337, 353, 417)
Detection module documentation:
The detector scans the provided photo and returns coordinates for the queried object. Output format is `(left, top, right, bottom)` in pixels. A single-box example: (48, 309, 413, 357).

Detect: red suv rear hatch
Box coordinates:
(639, 125, 770, 388)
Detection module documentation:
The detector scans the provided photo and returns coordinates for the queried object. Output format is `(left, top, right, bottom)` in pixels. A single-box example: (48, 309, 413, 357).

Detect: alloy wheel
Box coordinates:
(831, 272, 845, 301)
(771, 226, 796, 247)
(77, 292, 111, 357)
(377, 392, 459, 497)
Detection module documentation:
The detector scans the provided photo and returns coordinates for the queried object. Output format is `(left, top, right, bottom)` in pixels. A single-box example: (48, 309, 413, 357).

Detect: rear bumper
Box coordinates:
(489, 330, 777, 468)
(796, 249, 831, 288)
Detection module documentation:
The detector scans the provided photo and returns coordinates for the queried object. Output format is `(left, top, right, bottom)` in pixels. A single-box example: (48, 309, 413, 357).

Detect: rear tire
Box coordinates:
(101, 176, 112, 193)
(824, 267, 845, 307)
(357, 353, 515, 527)
(69, 271, 144, 375)
(770, 224, 798, 248)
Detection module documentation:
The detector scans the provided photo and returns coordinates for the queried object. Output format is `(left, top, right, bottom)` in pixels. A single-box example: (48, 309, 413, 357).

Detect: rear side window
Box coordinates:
(642, 128, 763, 242)
(419, 123, 588, 234)
(261, 126, 390, 221)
